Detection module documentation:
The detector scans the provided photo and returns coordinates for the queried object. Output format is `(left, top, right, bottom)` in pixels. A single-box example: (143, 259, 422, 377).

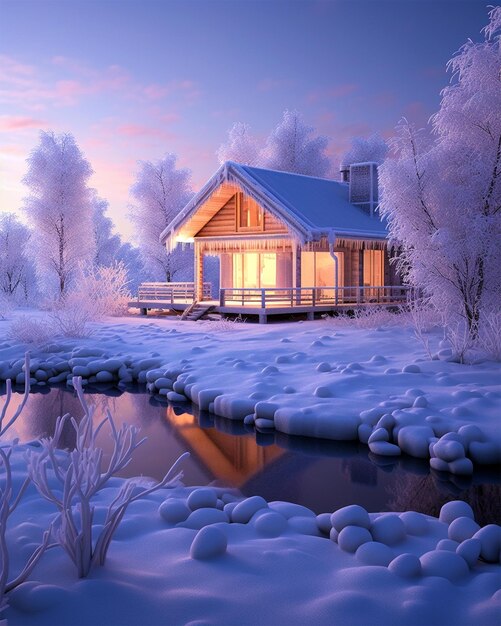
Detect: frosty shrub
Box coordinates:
(47, 292, 96, 338)
(74, 261, 131, 317)
(406, 297, 441, 359)
(443, 317, 477, 364)
(0, 293, 15, 321)
(477, 309, 501, 362)
(0, 355, 54, 615)
(7, 315, 54, 346)
(352, 306, 401, 329)
(206, 315, 247, 331)
(323, 307, 401, 330)
(27, 378, 189, 578)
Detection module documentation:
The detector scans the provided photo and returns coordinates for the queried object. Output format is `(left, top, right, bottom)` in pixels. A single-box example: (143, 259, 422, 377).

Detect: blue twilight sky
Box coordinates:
(0, 0, 491, 239)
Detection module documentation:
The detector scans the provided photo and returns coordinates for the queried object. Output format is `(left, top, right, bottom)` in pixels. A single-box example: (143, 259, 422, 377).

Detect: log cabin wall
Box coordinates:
(195, 193, 288, 238)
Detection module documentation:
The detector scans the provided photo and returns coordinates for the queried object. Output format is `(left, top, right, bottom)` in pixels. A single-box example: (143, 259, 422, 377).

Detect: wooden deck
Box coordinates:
(129, 283, 411, 323)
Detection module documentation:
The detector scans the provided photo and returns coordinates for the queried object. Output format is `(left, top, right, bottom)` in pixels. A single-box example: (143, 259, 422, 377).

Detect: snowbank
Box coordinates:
(2, 445, 500, 626)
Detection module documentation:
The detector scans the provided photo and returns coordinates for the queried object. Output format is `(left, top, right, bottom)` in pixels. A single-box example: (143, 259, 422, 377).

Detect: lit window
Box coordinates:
(238, 194, 263, 229)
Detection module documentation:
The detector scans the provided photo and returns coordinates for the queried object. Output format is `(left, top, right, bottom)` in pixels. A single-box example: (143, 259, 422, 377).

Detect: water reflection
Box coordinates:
(1, 384, 500, 524)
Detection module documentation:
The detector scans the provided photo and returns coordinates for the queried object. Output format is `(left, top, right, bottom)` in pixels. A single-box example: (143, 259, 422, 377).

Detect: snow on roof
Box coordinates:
(238, 163, 388, 237)
(160, 161, 388, 245)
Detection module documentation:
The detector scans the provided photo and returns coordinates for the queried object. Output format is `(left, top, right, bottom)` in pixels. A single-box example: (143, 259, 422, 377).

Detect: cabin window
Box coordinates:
(232, 252, 277, 289)
(363, 250, 384, 286)
(301, 251, 344, 289)
(237, 194, 263, 231)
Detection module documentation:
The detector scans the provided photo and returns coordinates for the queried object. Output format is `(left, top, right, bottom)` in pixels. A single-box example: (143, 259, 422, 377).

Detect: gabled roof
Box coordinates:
(160, 161, 387, 247)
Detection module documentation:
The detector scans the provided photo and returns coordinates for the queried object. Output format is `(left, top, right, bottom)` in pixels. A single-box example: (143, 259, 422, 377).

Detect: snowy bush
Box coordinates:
(74, 261, 131, 317)
(477, 309, 501, 362)
(352, 306, 401, 329)
(7, 315, 54, 346)
(0, 293, 15, 321)
(205, 315, 247, 331)
(323, 307, 401, 330)
(406, 297, 441, 359)
(47, 293, 95, 338)
(26, 378, 189, 578)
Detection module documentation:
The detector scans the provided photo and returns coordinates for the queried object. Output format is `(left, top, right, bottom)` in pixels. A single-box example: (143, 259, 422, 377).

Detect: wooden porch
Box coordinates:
(129, 282, 411, 323)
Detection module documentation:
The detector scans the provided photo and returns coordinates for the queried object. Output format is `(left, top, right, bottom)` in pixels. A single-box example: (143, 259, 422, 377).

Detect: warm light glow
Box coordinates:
(238, 194, 263, 230)
(301, 251, 344, 288)
(363, 249, 384, 286)
(232, 252, 277, 288)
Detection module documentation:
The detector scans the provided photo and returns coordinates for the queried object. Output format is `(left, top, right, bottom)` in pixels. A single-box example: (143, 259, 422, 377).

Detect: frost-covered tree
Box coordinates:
(23, 131, 95, 297)
(341, 133, 389, 167)
(216, 122, 260, 166)
(0, 213, 36, 301)
(379, 7, 501, 350)
(91, 191, 121, 267)
(129, 154, 193, 282)
(261, 110, 331, 177)
(115, 242, 147, 293)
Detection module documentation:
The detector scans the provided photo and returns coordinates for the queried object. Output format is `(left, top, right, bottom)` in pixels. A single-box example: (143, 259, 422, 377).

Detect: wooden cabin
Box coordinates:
(138, 161, 405, 322)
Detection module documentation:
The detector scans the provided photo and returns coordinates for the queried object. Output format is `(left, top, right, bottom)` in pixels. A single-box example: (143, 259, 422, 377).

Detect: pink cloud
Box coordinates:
(116, 123, 178, 141)
(0, 115, 47, 132)
(257, 78, 293, 92)
(143, 84, 170, 100)
(403, 101, 431, 126)
(373, 90, 397, 107)
(307, 83, 359, 104)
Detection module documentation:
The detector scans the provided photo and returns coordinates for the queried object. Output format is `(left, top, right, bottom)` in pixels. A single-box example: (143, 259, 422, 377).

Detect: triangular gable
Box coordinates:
(161, 163, 308, 251)
(160, 161, 388, 250)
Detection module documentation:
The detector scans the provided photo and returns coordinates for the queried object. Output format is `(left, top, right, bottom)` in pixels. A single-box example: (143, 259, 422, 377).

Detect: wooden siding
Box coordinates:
(195, 193, 288, 238)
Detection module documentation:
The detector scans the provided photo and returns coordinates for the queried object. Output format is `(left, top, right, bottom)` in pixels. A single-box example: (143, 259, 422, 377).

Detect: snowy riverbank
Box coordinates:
(1, 311, 500, 472)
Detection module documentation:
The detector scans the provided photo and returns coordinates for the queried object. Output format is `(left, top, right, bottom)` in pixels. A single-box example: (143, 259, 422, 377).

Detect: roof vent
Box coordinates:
(349, 162, 378, 216)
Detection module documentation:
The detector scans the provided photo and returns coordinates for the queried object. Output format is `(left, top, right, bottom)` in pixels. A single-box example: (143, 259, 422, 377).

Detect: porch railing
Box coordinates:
(137, 282, 212, 303)
(219, 285, 412, 308)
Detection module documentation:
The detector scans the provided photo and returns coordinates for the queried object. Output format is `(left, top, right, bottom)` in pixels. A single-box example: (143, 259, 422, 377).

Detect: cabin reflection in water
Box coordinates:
(164, 405, 283, 486)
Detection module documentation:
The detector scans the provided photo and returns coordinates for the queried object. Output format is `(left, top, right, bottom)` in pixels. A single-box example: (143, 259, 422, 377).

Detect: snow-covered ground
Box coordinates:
(1, 310, 500, 625)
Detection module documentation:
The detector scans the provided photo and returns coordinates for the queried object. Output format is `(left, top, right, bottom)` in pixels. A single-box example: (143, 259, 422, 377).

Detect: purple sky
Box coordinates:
(0, 0, 490, 240)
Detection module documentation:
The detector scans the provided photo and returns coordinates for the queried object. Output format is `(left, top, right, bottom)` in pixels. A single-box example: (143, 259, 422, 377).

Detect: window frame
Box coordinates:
(236, 192, 264, 232)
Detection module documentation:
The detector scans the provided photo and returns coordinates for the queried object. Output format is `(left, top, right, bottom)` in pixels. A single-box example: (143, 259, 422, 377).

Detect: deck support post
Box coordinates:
(306, 311, 314, 321)
(195, 242, 203, 301)
(140, 308, 147, 316)
(259, 313, 267, 324)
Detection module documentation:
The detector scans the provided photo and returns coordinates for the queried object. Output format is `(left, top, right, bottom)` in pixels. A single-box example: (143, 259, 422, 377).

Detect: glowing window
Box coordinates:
(363, 250, 384, 286)
(238, 194, 263, 230)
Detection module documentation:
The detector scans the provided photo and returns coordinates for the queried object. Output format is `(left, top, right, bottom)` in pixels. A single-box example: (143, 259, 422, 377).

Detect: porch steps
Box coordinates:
(181, 302, 214, 321)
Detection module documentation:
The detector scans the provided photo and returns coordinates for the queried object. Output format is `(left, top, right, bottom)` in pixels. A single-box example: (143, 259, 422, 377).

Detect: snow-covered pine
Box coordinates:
(22, 131, 96, 298)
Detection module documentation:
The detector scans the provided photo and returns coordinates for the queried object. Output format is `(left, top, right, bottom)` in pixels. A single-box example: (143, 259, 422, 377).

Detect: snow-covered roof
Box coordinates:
(160, 161, 388, 247)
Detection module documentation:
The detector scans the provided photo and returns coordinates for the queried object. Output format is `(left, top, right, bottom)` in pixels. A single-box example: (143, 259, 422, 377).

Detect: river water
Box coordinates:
(2, 385, 500, 524)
